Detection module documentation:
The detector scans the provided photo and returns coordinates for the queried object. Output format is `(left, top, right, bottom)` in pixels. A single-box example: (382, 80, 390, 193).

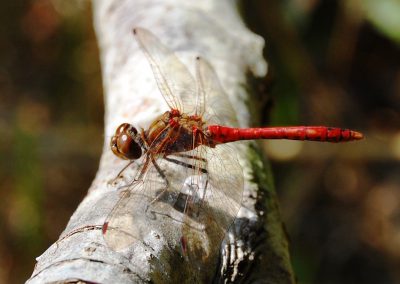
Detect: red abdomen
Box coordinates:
(207, 125, 363, 144)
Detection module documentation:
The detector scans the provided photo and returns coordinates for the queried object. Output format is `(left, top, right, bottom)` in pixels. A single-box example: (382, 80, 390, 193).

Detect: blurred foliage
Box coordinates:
(363, 0, 400, 44)
(0, 0, 102, 283)
(242, 0, 400, 283)
(0, 0, 399, 283)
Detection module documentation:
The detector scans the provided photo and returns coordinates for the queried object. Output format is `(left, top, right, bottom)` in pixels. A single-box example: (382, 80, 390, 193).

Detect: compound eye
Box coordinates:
(111, 124, 142, 160)
(129, 126, 138, 135)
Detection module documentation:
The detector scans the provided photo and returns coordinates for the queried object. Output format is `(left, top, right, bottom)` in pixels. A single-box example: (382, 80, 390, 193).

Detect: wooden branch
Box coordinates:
(26, 0, 295, 283)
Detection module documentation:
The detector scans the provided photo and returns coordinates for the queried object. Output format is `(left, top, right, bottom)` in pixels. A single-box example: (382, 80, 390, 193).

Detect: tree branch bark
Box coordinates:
(27, 1, 295, 283)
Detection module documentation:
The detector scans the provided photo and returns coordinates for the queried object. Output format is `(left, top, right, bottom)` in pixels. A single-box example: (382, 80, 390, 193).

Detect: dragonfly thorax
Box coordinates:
(110, 123, 143, 160)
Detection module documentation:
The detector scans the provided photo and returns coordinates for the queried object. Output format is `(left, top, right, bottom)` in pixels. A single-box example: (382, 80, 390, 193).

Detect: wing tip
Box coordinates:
(102, 222, 109, 235)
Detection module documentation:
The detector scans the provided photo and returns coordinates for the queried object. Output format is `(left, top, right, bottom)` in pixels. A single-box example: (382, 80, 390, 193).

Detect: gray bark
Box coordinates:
(26, 0, 295, 283)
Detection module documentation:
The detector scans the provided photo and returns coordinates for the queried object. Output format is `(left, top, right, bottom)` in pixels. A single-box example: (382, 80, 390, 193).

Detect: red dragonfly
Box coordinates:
(102, 28, 363, 254)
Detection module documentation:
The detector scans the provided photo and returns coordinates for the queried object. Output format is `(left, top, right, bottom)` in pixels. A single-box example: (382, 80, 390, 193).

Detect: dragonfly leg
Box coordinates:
(112, 154, 151, 193)
(173, 153, 207, 162)
(146, 157, 170, 211)
(108, 160, 135, 186)
(164, 157, 208, 174)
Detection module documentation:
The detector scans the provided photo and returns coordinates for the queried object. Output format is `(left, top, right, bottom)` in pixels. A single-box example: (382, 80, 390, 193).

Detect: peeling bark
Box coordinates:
(26, 1, 295, 283)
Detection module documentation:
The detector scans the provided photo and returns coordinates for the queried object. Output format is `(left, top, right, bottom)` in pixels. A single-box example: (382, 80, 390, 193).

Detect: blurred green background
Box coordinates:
(0, 1, 102, 283)
(0, 0, 399, 283)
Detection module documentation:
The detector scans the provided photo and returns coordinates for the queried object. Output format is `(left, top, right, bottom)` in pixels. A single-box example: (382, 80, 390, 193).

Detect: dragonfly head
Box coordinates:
(110, 123, 142, 160)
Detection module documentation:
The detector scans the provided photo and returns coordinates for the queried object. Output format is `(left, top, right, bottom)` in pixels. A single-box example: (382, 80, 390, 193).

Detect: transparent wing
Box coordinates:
(103, 153, 184, 251)
(102, 180, 148, 250)
(198, 144, 243, 237)
(173, 144, 244, 254)
(195, 57, 239, 127)
(103, 145, 243, 252)
(194, 57, 206, 117)
(134, 27, 198, 114)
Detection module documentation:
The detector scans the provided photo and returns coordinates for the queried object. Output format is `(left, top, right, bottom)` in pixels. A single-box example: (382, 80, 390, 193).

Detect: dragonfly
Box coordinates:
(102, 27, 363, 256)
